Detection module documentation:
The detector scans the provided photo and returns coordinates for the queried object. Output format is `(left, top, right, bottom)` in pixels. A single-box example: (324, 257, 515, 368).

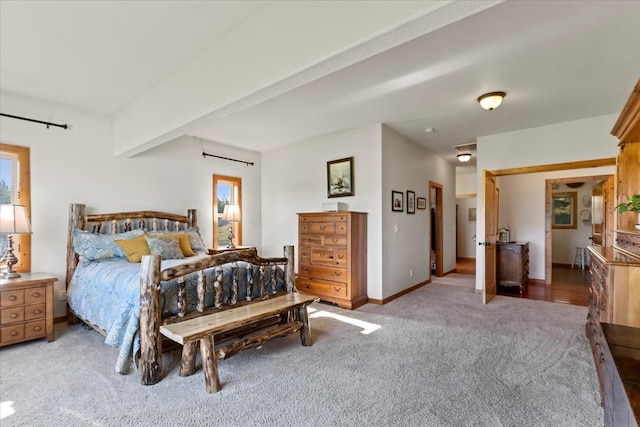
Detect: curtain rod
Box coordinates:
(0, 113, 68, 129)
(202, 151, 254, 166)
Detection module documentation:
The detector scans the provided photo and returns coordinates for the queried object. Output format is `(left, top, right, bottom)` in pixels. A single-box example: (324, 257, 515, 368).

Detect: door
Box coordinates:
(482, 170, 498, 304)
(591, 181, 604, 245)
(429, 181, 444, 277)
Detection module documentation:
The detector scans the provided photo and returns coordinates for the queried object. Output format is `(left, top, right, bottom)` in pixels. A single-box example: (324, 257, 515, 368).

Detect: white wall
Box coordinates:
(381, 125, 456, 299)
(475, 114, 620, 290)
(0, 92, 264, 317)
(261, 124, 383, 298)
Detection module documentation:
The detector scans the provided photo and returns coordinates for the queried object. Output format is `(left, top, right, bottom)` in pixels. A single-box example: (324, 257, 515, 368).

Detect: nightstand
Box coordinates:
(0, 273, 57, 347)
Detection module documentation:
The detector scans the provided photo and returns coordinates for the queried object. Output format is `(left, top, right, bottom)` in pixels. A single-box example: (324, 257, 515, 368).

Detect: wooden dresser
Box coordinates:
(297, 211, 367, 309)
(586, 78, 640, 410)
(496, 242, 529, 294)
(600, 323, 640, 427)
(0, 273, 57, 347)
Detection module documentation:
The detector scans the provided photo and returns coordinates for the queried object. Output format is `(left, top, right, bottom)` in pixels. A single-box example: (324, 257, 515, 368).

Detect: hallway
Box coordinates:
(454, 258, 589, 307)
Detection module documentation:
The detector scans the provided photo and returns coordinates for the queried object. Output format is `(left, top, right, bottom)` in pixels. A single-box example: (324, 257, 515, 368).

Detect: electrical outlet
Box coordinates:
(59, 290, 66, 301)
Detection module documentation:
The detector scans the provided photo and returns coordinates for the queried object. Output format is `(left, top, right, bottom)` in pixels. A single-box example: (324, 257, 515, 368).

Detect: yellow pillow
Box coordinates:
(115, 235, 151, 263)
(148, 232, 195, 257)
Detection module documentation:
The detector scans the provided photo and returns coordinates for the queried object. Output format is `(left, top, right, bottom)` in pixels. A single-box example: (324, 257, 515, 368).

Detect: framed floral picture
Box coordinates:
(406, 191, 415, 214)
(392, 191, 403, 212)
(327, 157, 354, 198)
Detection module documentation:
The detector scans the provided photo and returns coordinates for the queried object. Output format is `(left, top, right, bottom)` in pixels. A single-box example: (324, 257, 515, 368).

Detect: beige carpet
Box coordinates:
(0, 275, 602, 426)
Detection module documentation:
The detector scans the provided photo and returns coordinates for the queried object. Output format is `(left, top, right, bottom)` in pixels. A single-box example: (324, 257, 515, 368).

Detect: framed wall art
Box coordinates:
(392, 191, 403, 212)
(406, 191, 415, 214)
(417, 197, 427, 210)
(468, 208, 476, 221)
(327, 157, 354, 198)
(552, 192, 577, 229)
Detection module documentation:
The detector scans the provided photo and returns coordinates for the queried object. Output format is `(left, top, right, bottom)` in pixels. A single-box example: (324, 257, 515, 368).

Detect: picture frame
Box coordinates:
(417, 197, 427, 210)
(406, 191, 415, 214)
(327, 157, 354, 198)
(392, 191, 403, 212)
(468, 208, 476, 221)
(552, 192, 577, 229)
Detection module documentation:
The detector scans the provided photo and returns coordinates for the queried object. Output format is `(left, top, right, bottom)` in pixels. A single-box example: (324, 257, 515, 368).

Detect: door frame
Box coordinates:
(429, 181, 444, 277)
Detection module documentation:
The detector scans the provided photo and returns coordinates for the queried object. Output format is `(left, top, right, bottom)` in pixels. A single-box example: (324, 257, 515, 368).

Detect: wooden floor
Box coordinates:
(455, 258, 589, 307)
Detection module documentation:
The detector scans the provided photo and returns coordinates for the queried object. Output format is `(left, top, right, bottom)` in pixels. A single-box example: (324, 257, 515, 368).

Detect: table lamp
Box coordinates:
(221, 204, 241, 248)
(0, 204, 32, 279)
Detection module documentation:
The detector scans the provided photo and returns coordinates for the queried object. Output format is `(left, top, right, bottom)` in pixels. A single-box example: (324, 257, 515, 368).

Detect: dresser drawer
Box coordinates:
(299, 264, 347, 284)
(308, 222, 336, 234)
(25, 287, 46, 304)
(24, 320, 46, 339)
(300, 234, 322, 247)
(324, 235, 347, 247)
(299, 214, 349, 223)
(25, 303, 46, 321)
(310, 248, 336, 266)
(1, 289, 24, 307)
(1, 306, 24, 325)
(297, 278, 347, 299)
(1, 323, 24, 343)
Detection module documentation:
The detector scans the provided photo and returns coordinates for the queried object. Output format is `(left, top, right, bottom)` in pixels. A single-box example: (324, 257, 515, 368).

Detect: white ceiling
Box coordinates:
(2, 1, 640, 169)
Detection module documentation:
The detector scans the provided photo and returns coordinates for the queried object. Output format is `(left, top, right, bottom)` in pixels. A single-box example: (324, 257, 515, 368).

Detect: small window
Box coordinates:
(0, 143, 31, 272)
(212, 175, 242, 248)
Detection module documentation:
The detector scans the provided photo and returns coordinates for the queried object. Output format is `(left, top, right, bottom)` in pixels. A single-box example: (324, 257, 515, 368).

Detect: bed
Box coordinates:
(65, 203, 296, 382)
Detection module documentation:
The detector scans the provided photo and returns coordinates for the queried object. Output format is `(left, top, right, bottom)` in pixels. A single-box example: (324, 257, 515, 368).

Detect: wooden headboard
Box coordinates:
(65, 203, 197, 290)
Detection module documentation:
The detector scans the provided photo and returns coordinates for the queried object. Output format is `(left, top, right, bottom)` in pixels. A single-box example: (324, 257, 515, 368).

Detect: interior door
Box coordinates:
(591, 181, 604, 245)
(482, 170, 498, 304)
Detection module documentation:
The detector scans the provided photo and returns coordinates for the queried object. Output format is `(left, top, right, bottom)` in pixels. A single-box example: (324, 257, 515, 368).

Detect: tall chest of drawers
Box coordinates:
(297, 211, 367, 310)
(0, 273, 57, 346)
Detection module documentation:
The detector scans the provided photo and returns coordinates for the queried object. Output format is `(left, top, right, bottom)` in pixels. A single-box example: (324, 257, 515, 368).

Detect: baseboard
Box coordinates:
(528, 278, 546, 286)
(552, 263, 572, 268)
(54, 315, 67, 324)
(456, 257, 476, 261)
(368, 279, 431, 305)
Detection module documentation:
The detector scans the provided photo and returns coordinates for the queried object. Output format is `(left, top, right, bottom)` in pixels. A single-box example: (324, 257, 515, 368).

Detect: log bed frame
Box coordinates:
(65, 203, 315, 392)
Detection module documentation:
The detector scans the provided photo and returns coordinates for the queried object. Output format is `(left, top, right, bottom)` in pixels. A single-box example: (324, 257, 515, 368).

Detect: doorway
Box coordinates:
(429, 181, 443, 277)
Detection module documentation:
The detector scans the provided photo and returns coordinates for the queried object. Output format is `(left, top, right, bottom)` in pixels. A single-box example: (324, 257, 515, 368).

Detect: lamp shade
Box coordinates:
(457, 153, 472, 163)
(477, 91, 506, 111)
(0, 204, 32, 234)
(221, 204, 241, 222)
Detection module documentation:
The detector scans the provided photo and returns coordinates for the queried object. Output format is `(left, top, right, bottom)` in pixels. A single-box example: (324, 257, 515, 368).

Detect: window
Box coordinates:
(0, 143, 31, 272)
(212, 175, 242, 248)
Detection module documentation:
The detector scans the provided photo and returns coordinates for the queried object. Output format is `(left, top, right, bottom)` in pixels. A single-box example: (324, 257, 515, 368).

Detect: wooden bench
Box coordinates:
(160, 290, 316, 393)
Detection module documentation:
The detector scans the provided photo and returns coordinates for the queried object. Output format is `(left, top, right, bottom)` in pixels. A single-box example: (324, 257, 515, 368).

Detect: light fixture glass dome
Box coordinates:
(477, 91, 506, 111)
(457, 153, 472, 163)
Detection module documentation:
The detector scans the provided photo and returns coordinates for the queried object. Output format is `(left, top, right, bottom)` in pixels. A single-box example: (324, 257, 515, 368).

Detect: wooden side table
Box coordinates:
(0, 273, 57, 347)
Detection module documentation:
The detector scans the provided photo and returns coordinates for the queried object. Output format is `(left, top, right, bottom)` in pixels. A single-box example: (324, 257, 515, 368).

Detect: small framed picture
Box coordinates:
(417, 197, 426, 210)
(468, 208, 476, 221)
(327, 157, 354, 198)
(406, 191, 415, 214)
(392, 191, 403, 212)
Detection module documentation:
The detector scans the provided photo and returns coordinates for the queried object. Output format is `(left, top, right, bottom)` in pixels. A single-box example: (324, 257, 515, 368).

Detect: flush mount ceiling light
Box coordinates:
(477, 91, 506, 111)
(457, 153, 472, 163)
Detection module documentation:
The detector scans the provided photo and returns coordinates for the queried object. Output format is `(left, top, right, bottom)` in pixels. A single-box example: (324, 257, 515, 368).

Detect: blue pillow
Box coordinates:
(72, 228, 145, 261)
(146, 236, 184, 260)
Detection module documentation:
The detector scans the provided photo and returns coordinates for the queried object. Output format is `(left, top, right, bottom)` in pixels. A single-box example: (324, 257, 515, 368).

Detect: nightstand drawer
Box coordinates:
(1, 324, 24, 343)
(1, 290, 24, 307)
(25, 303, 46, 321)
(24, 320, 46, 339)
(25, 287, 46, 304)
(1, 306, 24, 324)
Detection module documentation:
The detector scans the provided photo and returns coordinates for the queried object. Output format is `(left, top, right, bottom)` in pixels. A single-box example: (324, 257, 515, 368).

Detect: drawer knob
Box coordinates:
(338, 254, 345, 259)
(9, 295, 17, 301)
(332, 238, 338, 243)
(304, 268, 311, 274)
(334, 272, 342, 276)
(320, 226, 326, 230)
(34, 309, 41, 315)
(333, 287, 341, 292)
(10, 331, 18, 337)
(305, 284, 310, 289)
(32, 292, 41, 298)
(600, 301, 605, 310)
(10, 313, 18, 318)
(33, 326, 42, 331)
(599, 353, 605, 363)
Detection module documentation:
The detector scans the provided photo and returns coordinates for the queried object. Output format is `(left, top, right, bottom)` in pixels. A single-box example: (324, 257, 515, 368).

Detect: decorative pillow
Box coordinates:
(146, 236, 184, 260)
(147, 232, 194, 257)
(72, 228, 145, 261)
(185, 227, 208, 254)
(114, 235, 151, 263)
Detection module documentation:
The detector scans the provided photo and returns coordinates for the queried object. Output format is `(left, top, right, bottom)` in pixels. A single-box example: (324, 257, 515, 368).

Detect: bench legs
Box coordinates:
(200, 336, 221, 393)
(298, 305, 312, 347)
(180, 337, 221, 393)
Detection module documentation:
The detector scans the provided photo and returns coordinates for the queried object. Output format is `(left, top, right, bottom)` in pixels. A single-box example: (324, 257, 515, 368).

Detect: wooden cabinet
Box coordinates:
(600, 323, 640, 427)
(496, 242, 528, 294)
(297, 211, 367, 309)
(586, 246, 640, 402)
(0, 273, 57, 346)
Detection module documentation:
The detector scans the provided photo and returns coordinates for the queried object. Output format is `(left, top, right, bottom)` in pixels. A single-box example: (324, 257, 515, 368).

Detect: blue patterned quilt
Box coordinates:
(68, 256, 285, 374)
